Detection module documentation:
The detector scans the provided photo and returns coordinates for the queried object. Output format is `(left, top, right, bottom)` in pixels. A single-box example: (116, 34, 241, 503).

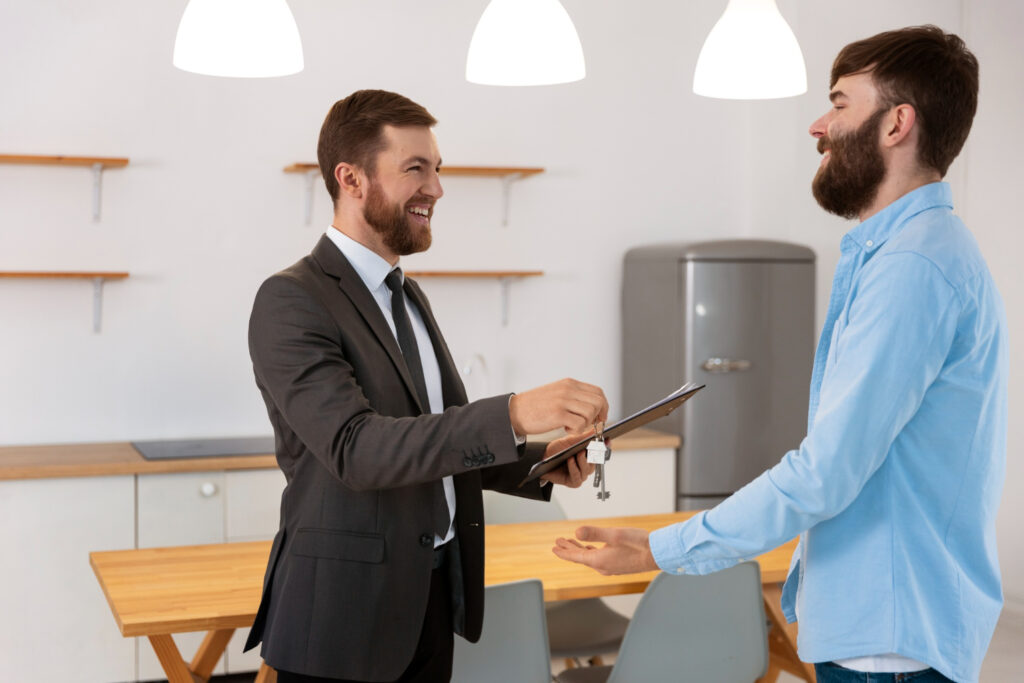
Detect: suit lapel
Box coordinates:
(311, 236, 426, 414)
(405, 278, 469, 409)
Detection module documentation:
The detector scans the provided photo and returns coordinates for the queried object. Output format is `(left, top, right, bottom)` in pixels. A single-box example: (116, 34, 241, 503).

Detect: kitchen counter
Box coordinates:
(0, 429, 680, 481)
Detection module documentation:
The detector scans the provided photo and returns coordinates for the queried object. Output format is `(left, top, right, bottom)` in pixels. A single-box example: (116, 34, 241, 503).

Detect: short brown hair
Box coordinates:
(831, 25, 978, 176)
(317, 90, 437, 202)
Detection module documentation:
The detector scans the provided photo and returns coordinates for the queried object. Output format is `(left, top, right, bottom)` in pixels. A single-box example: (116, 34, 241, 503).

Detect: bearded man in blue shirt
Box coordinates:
(553, 25, 1007, 683)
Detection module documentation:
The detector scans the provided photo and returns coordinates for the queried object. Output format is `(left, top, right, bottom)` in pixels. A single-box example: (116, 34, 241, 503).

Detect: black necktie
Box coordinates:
(384, 269, 450, 539)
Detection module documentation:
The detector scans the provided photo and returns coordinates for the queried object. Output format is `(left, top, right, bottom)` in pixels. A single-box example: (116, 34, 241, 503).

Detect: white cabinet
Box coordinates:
(134, 468, 286, 678)
(552, 446, 677, 520)
(137, 471, 226, 547)
(0, 475, 136, 682)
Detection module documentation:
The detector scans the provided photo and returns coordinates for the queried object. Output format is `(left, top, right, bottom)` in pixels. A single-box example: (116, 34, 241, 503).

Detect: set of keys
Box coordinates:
(586, 422, 611, 501)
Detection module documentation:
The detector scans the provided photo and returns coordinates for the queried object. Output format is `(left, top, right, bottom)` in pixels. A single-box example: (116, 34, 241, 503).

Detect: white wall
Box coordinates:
(961, 0, 1024, 610)
(0, 1, 1020, 599)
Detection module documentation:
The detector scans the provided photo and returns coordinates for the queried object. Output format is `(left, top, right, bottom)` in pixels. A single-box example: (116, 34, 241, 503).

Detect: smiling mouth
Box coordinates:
(407, 205, 432, 223)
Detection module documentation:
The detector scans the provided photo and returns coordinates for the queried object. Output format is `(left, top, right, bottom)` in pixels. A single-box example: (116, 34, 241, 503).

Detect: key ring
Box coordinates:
(593, 420, 605, 442)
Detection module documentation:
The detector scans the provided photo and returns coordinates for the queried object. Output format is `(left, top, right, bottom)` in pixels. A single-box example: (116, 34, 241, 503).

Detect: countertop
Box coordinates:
(0, 428, 680, 481)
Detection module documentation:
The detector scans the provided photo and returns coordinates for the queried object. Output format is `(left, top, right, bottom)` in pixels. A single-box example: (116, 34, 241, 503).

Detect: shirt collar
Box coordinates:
(843, 182, 953, 253)
(325, 227, 401, 292)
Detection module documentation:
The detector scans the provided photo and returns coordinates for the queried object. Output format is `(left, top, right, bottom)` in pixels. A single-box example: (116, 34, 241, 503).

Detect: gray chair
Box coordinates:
(482, 491, 630, 667)
(554, 562, 768, 683)
(450, 579, 552, 683)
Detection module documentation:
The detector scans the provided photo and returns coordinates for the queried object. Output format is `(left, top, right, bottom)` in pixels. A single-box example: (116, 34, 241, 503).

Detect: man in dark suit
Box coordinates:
(244, 89, 608, 682)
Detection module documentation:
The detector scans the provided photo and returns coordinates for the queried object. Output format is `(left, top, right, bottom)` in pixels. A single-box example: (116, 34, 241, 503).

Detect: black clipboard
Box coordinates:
(519, 382, 705, 486)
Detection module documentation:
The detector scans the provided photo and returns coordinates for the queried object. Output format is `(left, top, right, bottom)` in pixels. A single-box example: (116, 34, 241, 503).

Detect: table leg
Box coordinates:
(256, 662, 278, 683)
(148, 629, 237, 683)
(190, 628, 236, 680)
(148, 634, 200, 683)
(758, 584, 816, 683)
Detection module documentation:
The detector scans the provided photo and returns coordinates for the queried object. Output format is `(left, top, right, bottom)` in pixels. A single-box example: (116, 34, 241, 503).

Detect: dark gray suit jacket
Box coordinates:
(243, 236, 549, 681)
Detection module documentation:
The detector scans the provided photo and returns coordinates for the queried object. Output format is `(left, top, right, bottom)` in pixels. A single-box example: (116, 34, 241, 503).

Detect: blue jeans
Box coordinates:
(814, 662, 956, 682)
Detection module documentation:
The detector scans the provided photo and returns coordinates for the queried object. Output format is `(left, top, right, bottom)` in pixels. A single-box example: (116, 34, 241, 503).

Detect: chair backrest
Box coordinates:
(607, 562, 768, 683)
(482, 489, 567, 524)
(451, 579, 552, 683)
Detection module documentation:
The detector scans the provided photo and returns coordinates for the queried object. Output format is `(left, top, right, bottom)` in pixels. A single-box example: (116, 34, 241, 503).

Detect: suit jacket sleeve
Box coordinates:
(249, 274, 524, 492)
(482, 441, 552, 501)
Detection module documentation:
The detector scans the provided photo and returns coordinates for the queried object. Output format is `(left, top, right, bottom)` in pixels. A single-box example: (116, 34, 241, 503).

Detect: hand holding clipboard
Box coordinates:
(519, 382, 705, 487)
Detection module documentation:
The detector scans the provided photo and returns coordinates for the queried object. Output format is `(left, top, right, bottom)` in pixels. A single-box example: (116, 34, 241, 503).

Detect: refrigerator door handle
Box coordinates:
(701, 357, 752, 373)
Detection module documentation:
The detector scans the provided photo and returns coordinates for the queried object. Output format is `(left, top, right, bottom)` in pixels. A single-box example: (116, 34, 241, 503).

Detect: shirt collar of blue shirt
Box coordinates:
(325, 226, 401, 293)
(841, 181, 954, 254)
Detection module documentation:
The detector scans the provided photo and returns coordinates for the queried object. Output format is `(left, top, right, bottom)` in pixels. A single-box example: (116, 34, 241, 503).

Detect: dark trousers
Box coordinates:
(276, 562, 454, 683)
(814, 662, 955, 682)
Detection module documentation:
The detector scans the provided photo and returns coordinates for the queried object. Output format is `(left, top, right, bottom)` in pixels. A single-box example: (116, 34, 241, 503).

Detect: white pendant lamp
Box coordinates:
(693, 0, 806, 99)
(466, 0, 585, 86)
(173, 0, 304, 78)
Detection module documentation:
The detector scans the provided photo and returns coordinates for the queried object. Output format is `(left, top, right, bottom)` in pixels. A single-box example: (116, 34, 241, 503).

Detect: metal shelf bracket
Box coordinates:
(406, 271, 541, 327)
(0, 272, 128, 333)
(500, 173, 524, 227)
(0, 155, 128, 222)
(91, 163, 104, 221)
(92, 277, 104, 333)
(499, 277, 515, 326)
(302, 169, 319, 225)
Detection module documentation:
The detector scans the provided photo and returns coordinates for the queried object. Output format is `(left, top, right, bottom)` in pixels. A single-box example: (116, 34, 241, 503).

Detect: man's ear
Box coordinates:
(335, 162, 365, 199)
(882, 103, 917, 149)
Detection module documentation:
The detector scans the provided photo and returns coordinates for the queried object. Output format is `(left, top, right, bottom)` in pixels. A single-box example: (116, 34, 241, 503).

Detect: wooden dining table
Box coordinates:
(90, 510, 812, 683)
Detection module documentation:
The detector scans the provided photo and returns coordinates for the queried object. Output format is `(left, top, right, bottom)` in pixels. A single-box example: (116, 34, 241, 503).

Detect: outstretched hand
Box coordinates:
(552, 526, 659, 575)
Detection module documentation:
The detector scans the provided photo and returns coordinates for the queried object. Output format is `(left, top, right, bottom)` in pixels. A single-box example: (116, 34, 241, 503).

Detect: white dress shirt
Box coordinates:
(325, 227, 456, 547)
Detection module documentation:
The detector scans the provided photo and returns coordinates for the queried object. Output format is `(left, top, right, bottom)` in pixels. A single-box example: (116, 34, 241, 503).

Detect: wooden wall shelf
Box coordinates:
(439, 166, 545, 178)
(283, 164, 543, 177)
(0, 271, 129, 280)
(0, 271, 129, 333)
(282, 163, 318, 174)
(284, 163, 545, 225)
(0, 154, 130, 221)
(405, 270, 542, 278)
(405, 270, 543, 326)
(0, 154, 129, 169)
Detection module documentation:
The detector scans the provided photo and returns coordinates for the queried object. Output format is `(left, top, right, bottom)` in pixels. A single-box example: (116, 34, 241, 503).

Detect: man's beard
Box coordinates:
(363, 180, 433, 256)
(812, 108, 888, 220)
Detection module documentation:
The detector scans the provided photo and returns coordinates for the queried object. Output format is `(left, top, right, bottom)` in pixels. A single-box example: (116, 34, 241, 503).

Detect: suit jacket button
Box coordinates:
(419, 534, 433, 547)
(486, 455, 495, 464)
(463, 456, 473, 467)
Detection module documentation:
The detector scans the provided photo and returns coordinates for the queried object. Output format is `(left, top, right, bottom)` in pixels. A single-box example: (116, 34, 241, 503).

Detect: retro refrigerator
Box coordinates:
(622, 240, 816, 510)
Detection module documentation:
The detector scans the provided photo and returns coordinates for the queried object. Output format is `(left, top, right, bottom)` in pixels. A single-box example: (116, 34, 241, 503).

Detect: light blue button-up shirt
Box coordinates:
(649, 183, 1007, 683)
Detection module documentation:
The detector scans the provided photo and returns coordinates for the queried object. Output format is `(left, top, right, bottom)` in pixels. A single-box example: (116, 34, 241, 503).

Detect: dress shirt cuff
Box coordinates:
(649, 512, 745, 577)
(649, 524, 693, 575)
(508, 395, 527, 446)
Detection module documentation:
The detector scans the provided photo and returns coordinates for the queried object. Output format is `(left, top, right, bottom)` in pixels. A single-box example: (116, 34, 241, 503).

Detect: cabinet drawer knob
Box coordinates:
(199, 482, 219, 497)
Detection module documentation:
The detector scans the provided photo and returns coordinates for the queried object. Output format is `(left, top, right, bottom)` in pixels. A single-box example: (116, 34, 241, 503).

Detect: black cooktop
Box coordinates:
(132, 436, 275, 460)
